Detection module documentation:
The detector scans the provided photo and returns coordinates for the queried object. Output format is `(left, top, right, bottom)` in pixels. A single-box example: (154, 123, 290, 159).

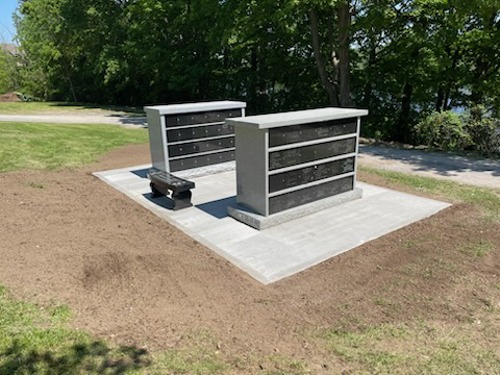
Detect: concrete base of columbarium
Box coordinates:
(228, 187, 362, 230)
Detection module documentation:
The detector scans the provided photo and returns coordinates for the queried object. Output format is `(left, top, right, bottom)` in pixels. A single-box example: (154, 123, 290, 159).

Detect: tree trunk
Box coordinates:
(362, 46, 376, 108)
(436, 86, 444, 112)
(64, 60, 77, 102)
(337, 0, 352, 107)
(395, 81, 413, 143)
(309, 8, 339, 106)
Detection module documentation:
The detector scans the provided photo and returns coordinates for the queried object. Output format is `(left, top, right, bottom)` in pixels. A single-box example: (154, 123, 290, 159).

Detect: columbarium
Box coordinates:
(227, 107, 368, 229)
(145, 101, 246, 173)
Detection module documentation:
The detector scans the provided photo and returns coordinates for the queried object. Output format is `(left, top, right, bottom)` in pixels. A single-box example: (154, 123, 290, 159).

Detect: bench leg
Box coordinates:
(171, 190, 193, 210)
(150, 182, 163, 198)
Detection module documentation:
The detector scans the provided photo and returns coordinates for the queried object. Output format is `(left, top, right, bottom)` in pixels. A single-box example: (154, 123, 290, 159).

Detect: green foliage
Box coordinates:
(0, 122, 148, 172)
(14, 91, 39, 102)
(414, 111, 471, 150)
(10, 0, 500, 138)
(466, 117, 500, 156)
(414, 107, 500, 155)
(353, 0, 500, 142)
(0, 49, 18, 94)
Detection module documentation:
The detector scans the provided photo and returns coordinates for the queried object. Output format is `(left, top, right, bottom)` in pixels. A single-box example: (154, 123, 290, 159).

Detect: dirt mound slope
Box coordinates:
(0, 92, 21, 102)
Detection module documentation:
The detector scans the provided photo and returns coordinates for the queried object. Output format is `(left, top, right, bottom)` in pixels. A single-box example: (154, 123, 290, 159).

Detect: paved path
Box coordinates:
(1, 113, 498, 189)
(0, 113, 147, 127)
(359, 145, 499, 190)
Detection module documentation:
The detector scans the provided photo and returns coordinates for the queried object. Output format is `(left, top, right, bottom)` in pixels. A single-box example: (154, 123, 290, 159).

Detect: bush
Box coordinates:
(466, 117, 500, 156)
(13, 91, 40, 102)
(414, 111, 472, 150)
(414, 109, 500, 156)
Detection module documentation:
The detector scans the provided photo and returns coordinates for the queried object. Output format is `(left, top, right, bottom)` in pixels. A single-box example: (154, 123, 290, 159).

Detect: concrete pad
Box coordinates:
(94, 166, 451, 284)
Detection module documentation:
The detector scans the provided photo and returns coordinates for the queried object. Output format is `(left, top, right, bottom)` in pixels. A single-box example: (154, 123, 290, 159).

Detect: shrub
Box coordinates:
(414, 111, 472, 150)
(466, 117, 500, 156)
(13, 91, 39, 102)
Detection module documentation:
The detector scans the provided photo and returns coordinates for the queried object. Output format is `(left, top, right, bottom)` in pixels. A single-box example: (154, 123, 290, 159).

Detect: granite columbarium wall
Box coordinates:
(227, 107, 368, 229)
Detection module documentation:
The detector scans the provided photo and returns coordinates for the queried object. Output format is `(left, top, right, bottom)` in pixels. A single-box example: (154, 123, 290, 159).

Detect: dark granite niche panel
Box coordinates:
(269, 157, 355, 193)
(167, 123, 234, 142)
(164, 109, 242, 171)
(269, 175, 354, 214)
(269, 118, 357, 147)
(165, 109, 242, 127)
(168, 137, 234, 157)
(269, 137, 356, 171)
(170, 150, 235, 172)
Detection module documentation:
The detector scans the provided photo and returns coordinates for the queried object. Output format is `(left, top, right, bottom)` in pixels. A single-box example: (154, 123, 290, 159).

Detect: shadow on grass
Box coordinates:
(360, 144, 500, 177)
(50, 102, 144, 115)
(0, 339, 151, 374)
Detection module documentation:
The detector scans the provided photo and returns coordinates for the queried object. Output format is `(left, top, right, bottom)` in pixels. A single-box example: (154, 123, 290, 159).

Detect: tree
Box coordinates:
(12, 0, 498, 141)
(0, 48, 18, 94)
(308, 0, 354, 107)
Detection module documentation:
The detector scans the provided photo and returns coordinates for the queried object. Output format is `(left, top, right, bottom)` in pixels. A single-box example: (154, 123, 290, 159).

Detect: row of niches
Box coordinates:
(165, 110, 242, 127)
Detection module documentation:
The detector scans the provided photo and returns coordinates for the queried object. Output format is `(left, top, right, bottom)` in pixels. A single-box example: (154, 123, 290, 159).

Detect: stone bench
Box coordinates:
(147, 169, 195, 210)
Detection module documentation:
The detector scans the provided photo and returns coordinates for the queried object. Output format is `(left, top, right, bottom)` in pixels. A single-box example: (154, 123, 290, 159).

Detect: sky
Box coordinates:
(0, 0, 18, 44)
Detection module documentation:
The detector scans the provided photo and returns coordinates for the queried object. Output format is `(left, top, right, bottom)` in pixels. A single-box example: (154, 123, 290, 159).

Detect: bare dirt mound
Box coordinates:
(0, 143, 498, 370)
(0, 92, 21, 102)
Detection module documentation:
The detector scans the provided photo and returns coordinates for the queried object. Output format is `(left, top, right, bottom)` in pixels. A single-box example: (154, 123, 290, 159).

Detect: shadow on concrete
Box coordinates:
(143, 192, 175, 210)
(360, 145, 500, 177)
(108, 115, 148, 127)
(131, 168, 150, 179)
(196, 196, 237, 219)
(0, 339, 150, 374)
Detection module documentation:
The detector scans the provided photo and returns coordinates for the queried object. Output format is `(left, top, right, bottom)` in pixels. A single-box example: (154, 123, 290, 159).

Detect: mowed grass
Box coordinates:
(322, 320, 500, 375)
(0, 285, 227, 374)
(0, 101, 143, 115)
(0, 122, 149, 172)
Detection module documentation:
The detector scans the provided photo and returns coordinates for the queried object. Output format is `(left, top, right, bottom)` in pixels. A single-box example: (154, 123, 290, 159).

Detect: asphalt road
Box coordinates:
(359, 145, 499, 189)
(1, 113, 498, 189)
(0, 113, 147, 127)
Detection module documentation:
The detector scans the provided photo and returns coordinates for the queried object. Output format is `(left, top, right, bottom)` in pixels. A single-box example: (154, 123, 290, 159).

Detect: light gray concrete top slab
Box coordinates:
(226, 107, 369, 129)
(144, 101, 247, 115)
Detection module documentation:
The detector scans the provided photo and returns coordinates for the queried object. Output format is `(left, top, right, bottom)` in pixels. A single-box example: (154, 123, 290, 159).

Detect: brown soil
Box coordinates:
(0, 92, 20, 102)
(1, 143, 499, 372)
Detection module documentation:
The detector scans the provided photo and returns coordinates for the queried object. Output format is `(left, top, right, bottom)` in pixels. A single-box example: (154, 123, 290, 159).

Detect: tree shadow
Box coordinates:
(360, 145, 500, 177)
(49, 102, 144, 114)
(0, 339, 151, 374)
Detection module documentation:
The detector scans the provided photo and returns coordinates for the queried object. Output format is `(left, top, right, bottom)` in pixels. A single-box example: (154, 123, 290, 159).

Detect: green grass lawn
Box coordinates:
(0, 101, 143, 115)
(0, 122, 149, 172)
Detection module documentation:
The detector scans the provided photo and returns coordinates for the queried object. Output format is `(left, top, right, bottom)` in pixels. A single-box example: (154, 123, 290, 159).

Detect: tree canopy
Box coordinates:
(11, 0, 500, 142)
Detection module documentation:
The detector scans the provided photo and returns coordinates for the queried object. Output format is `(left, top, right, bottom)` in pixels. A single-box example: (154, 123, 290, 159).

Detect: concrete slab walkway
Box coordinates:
(94, 166, 450, 284)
